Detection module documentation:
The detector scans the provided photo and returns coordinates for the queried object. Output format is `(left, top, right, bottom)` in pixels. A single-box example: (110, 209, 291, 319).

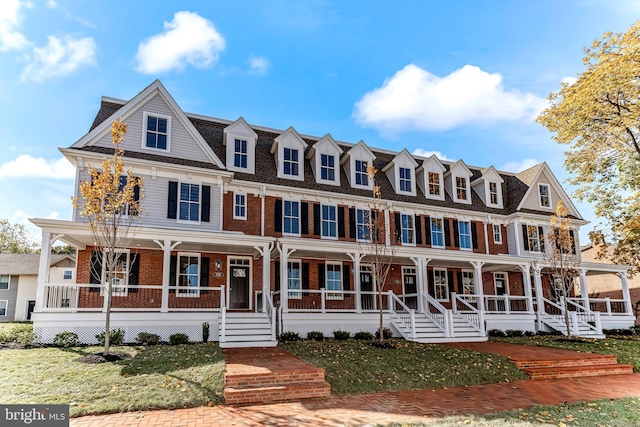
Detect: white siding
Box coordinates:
(472, 182, 486, 205)
(520, 171, 563, 211)
(14, 276, 37, 321)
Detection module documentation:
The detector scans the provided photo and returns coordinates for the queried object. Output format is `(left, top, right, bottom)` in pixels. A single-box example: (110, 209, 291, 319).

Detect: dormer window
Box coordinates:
(273, 127, 307, 181)
(489, 182, 499, 205)
(321, 154, 335, 181)
(456, 177, 467, 200)
(225, 118, 258, 174)
(428, 172, 440, 196)
(283, 148, 299, 176)
(399, 168, 412, 192)
(234, 139, 248, 169)
(355, 160, 368, 186)
(539, 184, 550, 208)
(142, 112, 171, 151)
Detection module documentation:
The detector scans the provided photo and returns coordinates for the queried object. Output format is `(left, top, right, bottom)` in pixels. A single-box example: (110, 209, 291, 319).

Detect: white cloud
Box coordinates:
(136, 11, 225, 74)
(562, 76, 577, 86)
(46, 0, 58, 8)
(500, 158, 539, 173)
(249, 56, 269, 75)
(354, 64, 547, 133)
(0, 154, 75, 179)
(412, 148, 453, 162)
(20, 35, 96, 82)
(0, 0, 31, 51)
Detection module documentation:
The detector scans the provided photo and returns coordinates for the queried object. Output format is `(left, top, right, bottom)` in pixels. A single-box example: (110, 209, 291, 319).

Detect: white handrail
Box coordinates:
(420, 292, 449, 335)
(542, 297, 601, 335)
(563, 298, 602, 334)
(452, 293, 484, 334)
(389, 291, 415, 338)
(266, 291, 276, 340)
(220, 285, 226, 343)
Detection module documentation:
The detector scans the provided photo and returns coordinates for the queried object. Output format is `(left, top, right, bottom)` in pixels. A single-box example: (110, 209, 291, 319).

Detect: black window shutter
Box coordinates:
(275, 261, 280, 292)
(471, 222, 478, 249)
(342, 264, 350, 291)
(338, 207, 346, 238)
(444, 219, 451, 247)
(132, 183, 140, 216)
(453, 220, 460, 248)
(301, 202, 309, 234)
(201, 185, 211, 222)
(313, 204, 321, 236)
(128, 254, 139, 293)
(302, 262, 310, 296)
(274, 199, 283, 232)
(371, 211, 379, 241)
(169, 255, 177, 294)
(89, 250, 102, 292)
(415, 215, 422, 245)
(447, 270, 455, 293)
(200, 257, 210, 294)
(349, 208, 356, 239)
(394, 213, 401, 243)
(522, 224, 530, 251)
(318, 264, 326, 289)
(538, 226, 545, 252)
(424, 216, 431, 245)
(168, 181, 178, 219)
(569, 230, 576, 254)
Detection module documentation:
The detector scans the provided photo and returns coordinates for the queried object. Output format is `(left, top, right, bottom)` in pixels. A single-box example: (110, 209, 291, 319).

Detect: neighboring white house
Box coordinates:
(0, 254, 75, 322)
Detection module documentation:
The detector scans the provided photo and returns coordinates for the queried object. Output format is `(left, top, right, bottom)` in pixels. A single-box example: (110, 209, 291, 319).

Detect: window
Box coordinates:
(456, 177, 467, 200)
(0, 300, 6, 316)
(283, 201, 300, 235)
(177, 253, 200, 296)
(494, 272, 509, 295)
(321, 205, 337, 238)
(489, 182, 499, 205)
(234, 194, 246, 219)
(283, 148, 299, 176)
(493, 224, 502, 244)
(431, 218, 444, 248)
(287, 260, 301, 299)
(356, 209, 370, 241)
(434, 269, 449, 301)
(0, 275, 9, 290)
(527, 225, 541, 252)
(320, 154, 335, 181)
(462, 270, 475, 294)
(428, 172, 440, 196)
(103, 252, 129, 296)
(459, 221, 471, 250)
(326, 263, 342, 299)
(179, 183, 200, 222)
(355, 160, 368, 186)
(401, 214, 415, 244)
(234, 139, 248, 168)
(539, 184, 550, 207)
(399, 167, 412, 192)
(63, 270, 73, 280)
(144, 114, 169, 150)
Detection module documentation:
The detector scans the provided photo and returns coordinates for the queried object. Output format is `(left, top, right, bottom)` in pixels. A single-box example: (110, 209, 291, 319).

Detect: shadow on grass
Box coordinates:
(119, 343, 224, 376)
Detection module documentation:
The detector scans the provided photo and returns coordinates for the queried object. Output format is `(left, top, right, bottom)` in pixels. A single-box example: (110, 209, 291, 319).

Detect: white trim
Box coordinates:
(176, 252, 201, 298)
(454, 175, 471, 204)
(325, 261, 343, 300)
(430, 217, 445, 248)
(176, 182, 202, 224)
(538, 183, 551, 209)
(0, 275, 10, 290)
(233, 192, 247, 220)
(400, 213, 416, 246)
(0, 300, 7, 316)
(458, 220, 472, 251)
(461, 269, 475, 294)
(401, 266, 417, 296)
(355, 208, 371, 242)
(282, 199, 301, 237)
(492, 224, 502, 245)
(227, 256, 253, 310)
(433, 268, 449, 302)
(101, 249, 131, 297)
(487, 181, 503, 208)
(225, 117, 257, 174)
(493, 272, 510, 295)
(141, 111, 172, 152)
(287, 258, 302, 300)
(320, 204, 338, 240)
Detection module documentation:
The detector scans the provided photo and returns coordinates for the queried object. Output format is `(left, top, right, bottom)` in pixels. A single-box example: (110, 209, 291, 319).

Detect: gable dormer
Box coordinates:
(270, 126, 308, 181)
(416, 154, 446, 201)
(224, 117, 258, 174)
(444, 160, 472, 204)
(341, 140, 376, 190)
(382, 149, 418, 196)
(516, 162, 583, 218)
(471, 166, 504, 208)
(307, 134, 343, 186)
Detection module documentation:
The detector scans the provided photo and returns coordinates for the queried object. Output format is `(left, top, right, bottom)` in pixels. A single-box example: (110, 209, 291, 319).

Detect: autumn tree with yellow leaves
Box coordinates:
(537, 21, 640, 275)
(72, 119, 144, 355)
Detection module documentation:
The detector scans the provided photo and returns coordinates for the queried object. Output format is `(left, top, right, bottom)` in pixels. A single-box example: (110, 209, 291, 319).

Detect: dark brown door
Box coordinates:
(360, 270, 375, 310)
(230, 266, 250, 309)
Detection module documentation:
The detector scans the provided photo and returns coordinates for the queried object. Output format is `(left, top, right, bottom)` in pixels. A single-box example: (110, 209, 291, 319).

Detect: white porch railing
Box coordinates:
(219, 285, 227, 343)
(483, 295, 532, 314)
(389, 291, 415, 338)
(542, 297, 601, 336)
(564, 297, 602, 334)
(283, 289, 389, 313)
(421, 292, 450, 336)
(572, 297, 630, 316)
(451, 293, 485, 334)
(265, 291, 276, 341)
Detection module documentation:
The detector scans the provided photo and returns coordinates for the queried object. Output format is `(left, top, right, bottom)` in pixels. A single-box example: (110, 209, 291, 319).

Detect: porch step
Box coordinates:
(522, 363, 634, 380)
(219, 312, 277, 348)
(224, 381, 331, 405)
(541, 314, 604, 338)
(391, 312, 486, 343)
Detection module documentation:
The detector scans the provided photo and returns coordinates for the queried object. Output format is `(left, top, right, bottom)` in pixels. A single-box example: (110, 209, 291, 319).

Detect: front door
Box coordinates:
(26, 300, 36, 320)
(229, 266, 250, 309)
(403, 267, 418, 309)
(360, 266, 375, 310)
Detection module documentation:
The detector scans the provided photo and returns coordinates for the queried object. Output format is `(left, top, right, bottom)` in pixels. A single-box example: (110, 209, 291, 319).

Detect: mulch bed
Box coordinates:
(76, 351, 132, 364)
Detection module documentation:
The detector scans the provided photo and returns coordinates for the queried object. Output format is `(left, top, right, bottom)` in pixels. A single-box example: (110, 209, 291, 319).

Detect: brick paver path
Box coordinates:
(442, 341, 617, 362)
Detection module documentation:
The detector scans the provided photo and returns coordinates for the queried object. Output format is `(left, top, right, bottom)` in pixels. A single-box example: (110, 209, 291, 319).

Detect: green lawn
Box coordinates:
(0, 344, 225, 417)
(280, 340, 527, 395)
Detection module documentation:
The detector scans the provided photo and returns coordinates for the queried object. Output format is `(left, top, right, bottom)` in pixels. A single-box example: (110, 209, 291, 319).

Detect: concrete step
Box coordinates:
(224, 380, 331, 405)
(222, 334, 274, 342)
(219, 340, 277, 348)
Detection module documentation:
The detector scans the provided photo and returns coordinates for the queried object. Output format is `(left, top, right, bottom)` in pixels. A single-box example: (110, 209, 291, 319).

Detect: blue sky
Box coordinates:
(0, 0, 638, 244)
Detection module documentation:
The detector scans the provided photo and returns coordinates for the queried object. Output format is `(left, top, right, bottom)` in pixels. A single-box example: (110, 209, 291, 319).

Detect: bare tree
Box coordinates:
(72, 119, 144, 355)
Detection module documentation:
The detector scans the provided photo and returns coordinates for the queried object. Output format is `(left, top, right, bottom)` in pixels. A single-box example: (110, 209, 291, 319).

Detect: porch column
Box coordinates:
(278, 243, 295, 314)
(154, 239, 181, 313)
(410, 257, 426, 313)
(532, 263, 544, 329)
(518, 264, 533, 313)
(255, 243, 274, 312)
(513, 218, 521, 257)
(470, 261, 485, 313)
(34, 231, 57, 312)
(619, 271, 634, 315)
(579, 268, 590, 309)
(348, 252, 364, 313)
(483, 217, 490, 254)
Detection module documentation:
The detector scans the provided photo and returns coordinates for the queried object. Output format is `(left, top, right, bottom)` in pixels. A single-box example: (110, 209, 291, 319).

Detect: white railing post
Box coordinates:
(570, 311, 579, 335)
(220, 285, 226, 343)
(388, 291, 393, 311)
(594, 312, 602, 335)
(451, 292, 458, 314)
(321, 289, 326, 313)
(505, 296, 511, 314)
(410, 310, 416, 338)
(447, 310, 454, 338)
(478, 304, 485, 336)
(605, 298, 612, 315)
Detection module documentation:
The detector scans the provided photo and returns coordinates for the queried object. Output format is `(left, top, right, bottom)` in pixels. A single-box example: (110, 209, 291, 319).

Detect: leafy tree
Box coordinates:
(537, 21, 640, 274)
(72, 119, 144, 355)
(0, 219, 38, 253)
(51, 244, 77, 255)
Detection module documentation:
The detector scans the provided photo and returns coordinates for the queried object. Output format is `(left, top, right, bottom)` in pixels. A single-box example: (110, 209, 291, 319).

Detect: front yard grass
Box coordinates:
(280, 340, 527, 395)
(0, 344, 225, 417)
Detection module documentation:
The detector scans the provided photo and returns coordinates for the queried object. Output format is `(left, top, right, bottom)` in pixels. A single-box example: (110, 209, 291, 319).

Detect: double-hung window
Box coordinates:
(401, 214, 415, 245)
(493, 224, 502, 244)
(355, 160, 368, 186)
(177, 253, 200, 296)
(434, 269, 449, 301)
(234, 139, 248, 168)
(321, 205, 337, 238)
(287, 260, 301, 299)
(399, 167, 412, 192)
(0, 275, 9, 290)
(456, 177, 467, 200)
(102, 251, 129, 296)
(459, 220, 472, 250)
(179, 183, 200, 222)
(321, 154, 335, 181)
(431, 218, 444, 247)
(283, 201, 300, 235)
(144, 114, 169, 150)
(527, 225, 541, 252)
(356, 209, 370, 241)
(326, 263, 342, 299)
(539, 184, 550, 207)
(489, 182, 499, 205)
(462, 270, 475, 294)
(234, 194, 246, 219)
(428, 172, 440, 196)
(0, 300, 6, 316)
(63, 270, 73, 280)
(283, 148, 299, 176)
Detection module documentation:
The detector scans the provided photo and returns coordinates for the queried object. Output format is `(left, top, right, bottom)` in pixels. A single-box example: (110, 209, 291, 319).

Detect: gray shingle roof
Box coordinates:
(0, 254, 74, 275)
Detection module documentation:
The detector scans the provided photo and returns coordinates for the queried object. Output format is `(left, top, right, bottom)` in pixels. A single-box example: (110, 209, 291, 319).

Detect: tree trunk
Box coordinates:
(563, 294, 572, 339)
(104, 279, 112, 355)
(378, 287, 384, 341)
